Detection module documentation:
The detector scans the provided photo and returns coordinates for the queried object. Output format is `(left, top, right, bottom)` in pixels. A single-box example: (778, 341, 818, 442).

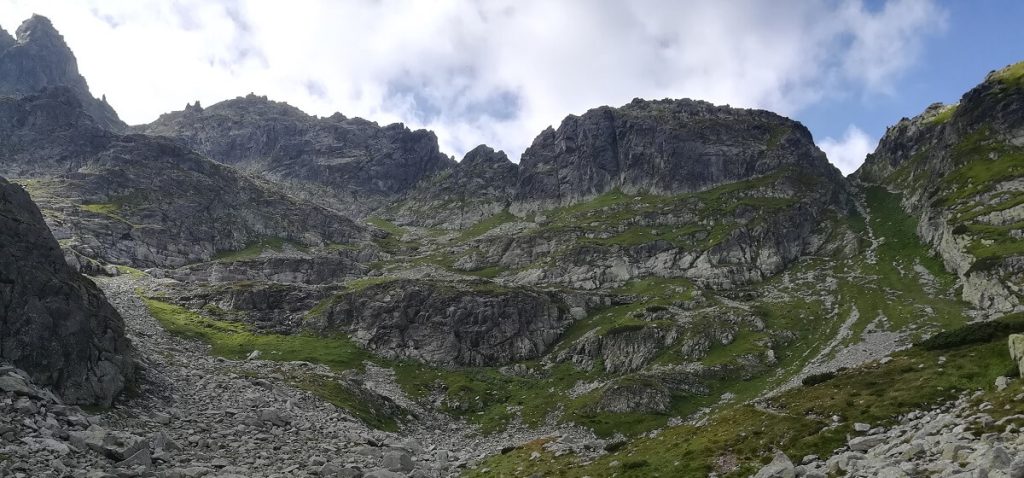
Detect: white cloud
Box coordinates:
(0, 0, 945, 168)
(819, 125, 876, 175)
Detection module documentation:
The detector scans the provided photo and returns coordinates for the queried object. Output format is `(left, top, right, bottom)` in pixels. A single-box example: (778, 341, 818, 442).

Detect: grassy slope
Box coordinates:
(463, 185, 979, 476)
(465, 317, 1020, 477)
(137, 167, 983, 476)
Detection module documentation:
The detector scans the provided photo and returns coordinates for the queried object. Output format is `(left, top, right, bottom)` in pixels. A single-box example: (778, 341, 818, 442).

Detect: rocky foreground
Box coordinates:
(754, 384, 1024, 478)
(0, 275, 608, 478)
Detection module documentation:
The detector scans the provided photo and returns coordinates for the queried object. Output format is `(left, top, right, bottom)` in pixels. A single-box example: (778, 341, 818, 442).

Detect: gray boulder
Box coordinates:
(753, 452, 796, 478)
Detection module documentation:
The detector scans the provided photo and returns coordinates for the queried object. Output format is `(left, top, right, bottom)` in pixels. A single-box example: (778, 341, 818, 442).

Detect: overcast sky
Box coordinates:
(2, 0, 1022, 174)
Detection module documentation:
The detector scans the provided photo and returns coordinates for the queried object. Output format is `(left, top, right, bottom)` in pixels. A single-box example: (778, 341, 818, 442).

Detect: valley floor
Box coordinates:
(0, 274, 600, 477)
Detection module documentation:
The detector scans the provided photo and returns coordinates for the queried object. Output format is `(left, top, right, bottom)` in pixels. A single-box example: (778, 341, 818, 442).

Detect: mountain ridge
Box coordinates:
(1, 14, 1022, 478)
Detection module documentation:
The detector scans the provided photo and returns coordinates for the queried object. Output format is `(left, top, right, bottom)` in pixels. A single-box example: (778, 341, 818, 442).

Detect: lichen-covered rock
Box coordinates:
(310, 279, 574, 367)
(0, 15, 123, 130)
(0, 176, 134, 405)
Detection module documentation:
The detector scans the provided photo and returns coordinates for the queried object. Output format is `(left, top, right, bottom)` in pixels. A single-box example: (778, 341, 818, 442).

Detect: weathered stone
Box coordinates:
(381, 450, 414, 472)
(753, 452, 795, 478)
(115, 446, 152, 468)
(849, 435, 885, 452)
(0, 89, 370, 269)
(0, 375, 35, 397)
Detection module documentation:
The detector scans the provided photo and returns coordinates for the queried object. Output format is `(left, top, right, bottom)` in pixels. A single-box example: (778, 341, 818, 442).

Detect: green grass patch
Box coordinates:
(473, 326, 1018, 477)
(992, 61, 1024, 87)
(366, 217, 405, 236)
(917, 314, 1024, 350)
(290, 374, 398, 431)
(142, 297, 368, 370)
(213, 237, 291, 261)
(80, 203, 132, 224)
(926, 104, 958, 125)
(458, 210, 518, 241)
(941, 127, 1024, 206)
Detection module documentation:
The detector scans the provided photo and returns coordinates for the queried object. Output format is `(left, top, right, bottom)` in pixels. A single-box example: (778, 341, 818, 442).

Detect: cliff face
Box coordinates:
(513, 98, 849, 213)
(309, 280, 574, 367)
(139, 95, 456, 216)
(0, 15, 123, 130)
(0, 176, 134, 405)
(856, 62, 1024, 315)
(0, 88, 369, 268)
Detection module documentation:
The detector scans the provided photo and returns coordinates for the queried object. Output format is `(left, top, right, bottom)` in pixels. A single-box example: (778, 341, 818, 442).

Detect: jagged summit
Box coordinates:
(140, 94, 455, 216)
(462, 144, 513, 167)
(0, 14, 124, 130)
(15, 14, 62, 44)
(513, 96, 849, 212)
(387, 143, 518, 228)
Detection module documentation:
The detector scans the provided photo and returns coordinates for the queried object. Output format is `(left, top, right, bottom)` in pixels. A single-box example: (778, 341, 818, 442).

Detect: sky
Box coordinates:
(1, 0, 1021, 175)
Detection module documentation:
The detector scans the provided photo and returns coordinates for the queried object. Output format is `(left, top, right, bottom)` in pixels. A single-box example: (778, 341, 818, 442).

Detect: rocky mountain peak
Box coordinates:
(15, 14, 62, 45)
(0, 15, 124, 131)
(461, 144, 512, 168)
(513, 97, 847, 212)
(140, 96, 455, 216)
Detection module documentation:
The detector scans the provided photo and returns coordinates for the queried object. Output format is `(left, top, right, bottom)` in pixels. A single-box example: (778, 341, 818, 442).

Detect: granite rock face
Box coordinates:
(513, 98, 849, 212)
(139, 94, 455, 216)
(0, 88, 369, 268)
(309, 280, 574, 367)
(387, 144, 519, 228)
(856, 62, 1024, 315)
(0, 176, 134, 405)
(0, 15, 123, 130)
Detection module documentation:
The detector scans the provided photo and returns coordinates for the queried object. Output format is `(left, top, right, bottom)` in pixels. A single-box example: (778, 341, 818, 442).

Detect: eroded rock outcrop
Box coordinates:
(0, 177, 133, 405)
(309, 280, 574, 367)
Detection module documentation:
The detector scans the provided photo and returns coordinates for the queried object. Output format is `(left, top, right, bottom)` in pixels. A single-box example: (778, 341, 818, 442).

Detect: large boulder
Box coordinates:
(0, 176, 134, 405)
